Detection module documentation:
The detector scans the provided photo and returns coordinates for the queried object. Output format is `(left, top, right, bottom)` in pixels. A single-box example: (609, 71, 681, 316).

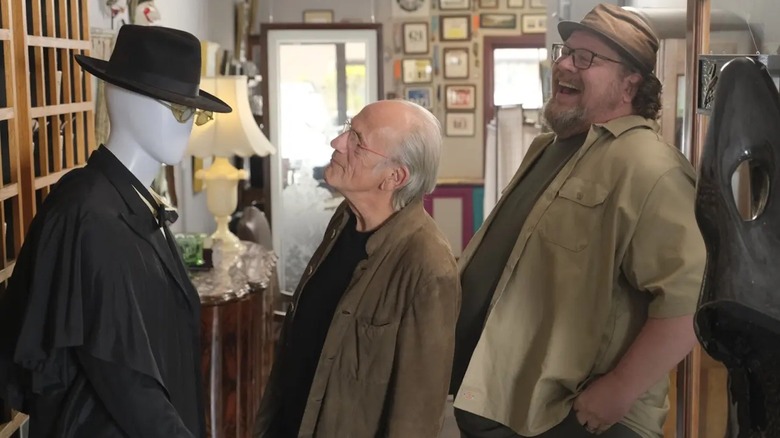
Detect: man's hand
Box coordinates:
(573, 372, 636, 435)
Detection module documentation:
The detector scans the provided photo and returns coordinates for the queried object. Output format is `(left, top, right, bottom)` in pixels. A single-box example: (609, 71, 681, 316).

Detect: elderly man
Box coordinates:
(450, 4, 705, 438)
(254, 99, 460, 437)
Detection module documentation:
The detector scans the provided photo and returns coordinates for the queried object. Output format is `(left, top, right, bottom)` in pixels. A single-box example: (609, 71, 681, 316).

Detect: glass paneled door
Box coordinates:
(265, 27, 380, 293)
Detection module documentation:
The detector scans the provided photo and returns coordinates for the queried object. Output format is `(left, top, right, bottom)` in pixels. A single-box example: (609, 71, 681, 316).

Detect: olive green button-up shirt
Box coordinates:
(453, 116, 706, 438)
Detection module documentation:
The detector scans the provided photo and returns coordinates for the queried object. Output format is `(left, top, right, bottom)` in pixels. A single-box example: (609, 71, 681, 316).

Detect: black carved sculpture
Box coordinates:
(695, 56, 780, 438)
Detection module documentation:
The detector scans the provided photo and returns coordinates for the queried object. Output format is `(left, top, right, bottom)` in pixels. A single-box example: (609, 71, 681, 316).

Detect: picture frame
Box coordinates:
(521, 13, 547, 33)
(530, 0, 545, 8)
(439, 0, 471, 10)
(507, 0, 524, 7)
(405, 87, 433, 109)
(480, 13, 516, 29)
(440, 15, 471, 41)
(478, 0, 499, 8)
(392, 0, 431, 18)
(443, 47, 469, 79)
(403, 22, 429, 54)
(302, 9, 334, 23)
(402, 58, 434, 83)
(446, 112, 476, 137)
(445, 84, 476, 110)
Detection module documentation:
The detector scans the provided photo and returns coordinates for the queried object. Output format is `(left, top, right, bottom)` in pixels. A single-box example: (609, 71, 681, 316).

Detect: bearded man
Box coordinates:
(449, 4, 706, 438)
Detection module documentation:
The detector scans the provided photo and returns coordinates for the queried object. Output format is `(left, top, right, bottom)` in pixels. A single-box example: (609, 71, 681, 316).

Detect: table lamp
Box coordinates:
(187, 75, 275, 252)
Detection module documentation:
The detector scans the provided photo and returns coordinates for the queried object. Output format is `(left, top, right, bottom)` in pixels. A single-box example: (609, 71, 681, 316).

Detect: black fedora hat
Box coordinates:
(75, 25, 231, 113)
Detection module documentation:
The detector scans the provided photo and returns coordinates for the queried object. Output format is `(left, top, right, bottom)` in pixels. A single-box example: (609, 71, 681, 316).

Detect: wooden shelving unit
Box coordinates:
(0, 0, 94, 434)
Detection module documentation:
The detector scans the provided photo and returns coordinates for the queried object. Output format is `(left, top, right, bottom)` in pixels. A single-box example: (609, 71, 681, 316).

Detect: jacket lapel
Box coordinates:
(119, 212, 198, 310)
(87, 146, 198, 310)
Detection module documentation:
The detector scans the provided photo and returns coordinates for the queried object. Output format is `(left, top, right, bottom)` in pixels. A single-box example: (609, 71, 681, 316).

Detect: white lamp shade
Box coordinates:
(187, 76, 276, 158)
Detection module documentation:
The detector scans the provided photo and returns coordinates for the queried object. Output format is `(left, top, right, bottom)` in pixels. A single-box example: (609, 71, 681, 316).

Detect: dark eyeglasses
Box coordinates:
(157, 100, 214, 126)
(551, 43, 624, 70)
(340, 119, 390, 159)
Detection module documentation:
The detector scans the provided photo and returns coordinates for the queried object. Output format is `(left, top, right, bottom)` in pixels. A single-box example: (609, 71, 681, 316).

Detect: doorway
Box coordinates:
(483, 35, 547, 133)
(261, 25, 382, 293)
(481, 35, 546, 215)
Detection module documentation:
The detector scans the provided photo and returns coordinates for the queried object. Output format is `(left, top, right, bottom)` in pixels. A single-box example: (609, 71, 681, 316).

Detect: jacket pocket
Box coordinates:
(345, 318, 399, 384)
(538, 178, 610, 252)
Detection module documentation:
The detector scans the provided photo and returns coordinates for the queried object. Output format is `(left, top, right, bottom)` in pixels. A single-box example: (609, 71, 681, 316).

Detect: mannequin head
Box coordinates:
(104, 82, 194, 185)
(77, 25, 231, 185)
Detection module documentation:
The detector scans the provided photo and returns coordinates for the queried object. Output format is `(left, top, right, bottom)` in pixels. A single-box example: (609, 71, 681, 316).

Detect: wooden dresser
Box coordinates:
(191, 242, 278, 438)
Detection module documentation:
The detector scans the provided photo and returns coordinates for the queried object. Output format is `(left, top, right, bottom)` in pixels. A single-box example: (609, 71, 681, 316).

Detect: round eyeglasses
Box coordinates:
(158, 100, 214, 126)
(340, 119, 390, 159)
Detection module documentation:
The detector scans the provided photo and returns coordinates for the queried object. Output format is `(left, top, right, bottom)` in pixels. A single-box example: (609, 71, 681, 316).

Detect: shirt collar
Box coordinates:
(331, 198, 428, 256)
(593, 115, 659, 138)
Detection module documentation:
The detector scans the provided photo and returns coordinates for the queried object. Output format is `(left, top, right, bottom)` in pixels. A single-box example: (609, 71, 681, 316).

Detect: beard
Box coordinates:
(542, 76, 625, 138)
(542, 99, 587, 138)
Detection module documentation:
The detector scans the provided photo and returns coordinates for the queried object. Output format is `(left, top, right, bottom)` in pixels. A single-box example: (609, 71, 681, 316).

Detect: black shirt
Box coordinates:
(276, 211, 374, 437)
(451, 132, 588, 394)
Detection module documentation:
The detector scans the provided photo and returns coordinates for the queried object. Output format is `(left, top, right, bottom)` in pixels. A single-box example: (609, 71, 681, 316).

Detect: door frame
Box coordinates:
(258, 23, 383, 291)
(259, 24, 384, 155)
(482, 34, 546, 145)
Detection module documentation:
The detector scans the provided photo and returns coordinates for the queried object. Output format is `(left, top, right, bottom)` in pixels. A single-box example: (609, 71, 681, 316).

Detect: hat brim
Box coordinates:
(75, 54, 232, 113)
(557, 20, 648, 72)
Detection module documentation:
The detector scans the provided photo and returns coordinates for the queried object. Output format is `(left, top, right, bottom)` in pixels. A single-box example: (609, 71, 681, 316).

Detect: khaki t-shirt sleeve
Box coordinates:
(622, 166, 706, 318)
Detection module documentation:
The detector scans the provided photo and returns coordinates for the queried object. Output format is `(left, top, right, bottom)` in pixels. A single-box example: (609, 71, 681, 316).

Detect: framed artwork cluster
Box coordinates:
(396, 0, 546, 137)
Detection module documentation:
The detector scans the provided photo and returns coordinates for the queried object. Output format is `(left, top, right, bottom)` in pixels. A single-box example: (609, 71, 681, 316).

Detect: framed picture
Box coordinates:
(521, 14, 547, 33)
(402, 58, 433, 83)
(440, 15, 471, 41)
(405, 87, 433, 109)
(439, 0, 470, 10)
(530, 0, 545, 8)
(480, 13, 516, 29)
(507, 0, 524, 7)
(403, 22, 429, 54)
(443, 48, 469, 79)
(302, 9, 334, 23)
(392, 0, 431, 18)
(478, 0, 499, 8)
(446, 113, 475, 137)
(445, 84, 476, 110)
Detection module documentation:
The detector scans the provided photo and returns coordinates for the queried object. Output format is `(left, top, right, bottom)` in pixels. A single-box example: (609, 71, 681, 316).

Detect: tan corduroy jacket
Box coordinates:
(454, 116, 706, 438)
(254, 199, 460, 438)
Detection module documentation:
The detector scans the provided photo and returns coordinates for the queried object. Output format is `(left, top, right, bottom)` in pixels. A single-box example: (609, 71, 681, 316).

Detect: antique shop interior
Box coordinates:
(0, 0, 776, 436)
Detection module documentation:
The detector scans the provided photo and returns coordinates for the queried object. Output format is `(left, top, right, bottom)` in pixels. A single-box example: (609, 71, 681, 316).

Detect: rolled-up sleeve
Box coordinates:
(622, 167, 707, 318)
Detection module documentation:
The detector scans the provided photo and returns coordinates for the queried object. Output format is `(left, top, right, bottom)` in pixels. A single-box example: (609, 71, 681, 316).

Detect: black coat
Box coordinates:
(0, 146, 204, 437)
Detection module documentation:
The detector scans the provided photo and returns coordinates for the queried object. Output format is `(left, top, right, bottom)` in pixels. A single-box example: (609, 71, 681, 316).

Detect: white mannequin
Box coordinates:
(103, 82, 193, 187)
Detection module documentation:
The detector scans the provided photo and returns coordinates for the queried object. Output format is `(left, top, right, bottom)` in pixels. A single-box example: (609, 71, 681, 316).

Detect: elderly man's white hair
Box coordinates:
(389, 100, 442, 211)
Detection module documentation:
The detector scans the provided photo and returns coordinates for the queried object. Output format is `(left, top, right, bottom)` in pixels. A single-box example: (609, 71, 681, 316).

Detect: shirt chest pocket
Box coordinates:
(538, 178, 610, 252)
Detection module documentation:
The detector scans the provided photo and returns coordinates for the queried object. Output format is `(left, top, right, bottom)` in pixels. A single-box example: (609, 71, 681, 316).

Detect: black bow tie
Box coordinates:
(156, 203, 179, 227)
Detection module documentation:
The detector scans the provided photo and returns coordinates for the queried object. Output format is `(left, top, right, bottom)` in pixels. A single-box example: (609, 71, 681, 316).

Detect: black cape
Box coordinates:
(0, 146, 205, 437)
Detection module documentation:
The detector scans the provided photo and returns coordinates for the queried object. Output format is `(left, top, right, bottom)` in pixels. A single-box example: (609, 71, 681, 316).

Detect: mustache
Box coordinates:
(552, 71, 583, 89)
(555, 77, 583, 89)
